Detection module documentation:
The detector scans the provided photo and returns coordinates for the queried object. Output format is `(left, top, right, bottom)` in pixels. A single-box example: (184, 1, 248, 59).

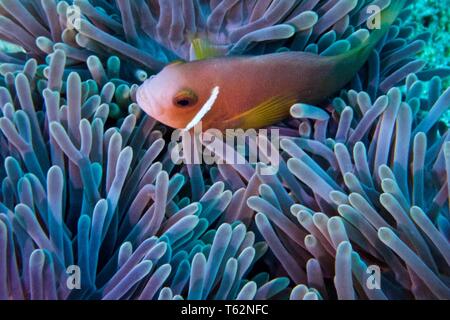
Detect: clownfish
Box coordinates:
(137, 1, 406, 131)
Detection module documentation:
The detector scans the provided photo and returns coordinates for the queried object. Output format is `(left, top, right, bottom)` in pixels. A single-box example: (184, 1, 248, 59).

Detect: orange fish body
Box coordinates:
(137, 51, 360, 131)
(137, 1, 406, 131)
(140, 52, 350, 130)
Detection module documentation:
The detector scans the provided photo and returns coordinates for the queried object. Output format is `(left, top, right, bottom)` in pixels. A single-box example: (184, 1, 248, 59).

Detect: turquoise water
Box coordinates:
(411, 0, 449, 69)
(410, 0, 449, 124)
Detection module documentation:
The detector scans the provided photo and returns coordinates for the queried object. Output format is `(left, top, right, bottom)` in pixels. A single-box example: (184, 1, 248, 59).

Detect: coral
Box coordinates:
(0, 0, 449, 300)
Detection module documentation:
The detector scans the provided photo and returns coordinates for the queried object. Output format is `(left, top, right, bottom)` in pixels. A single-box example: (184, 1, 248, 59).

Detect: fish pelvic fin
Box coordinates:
(224, 95, 298, 130)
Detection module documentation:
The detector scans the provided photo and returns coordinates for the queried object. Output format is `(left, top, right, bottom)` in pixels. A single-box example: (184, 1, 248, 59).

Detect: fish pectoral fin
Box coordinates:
(225, 95, 298, 129)
(191, 38, 221, 60)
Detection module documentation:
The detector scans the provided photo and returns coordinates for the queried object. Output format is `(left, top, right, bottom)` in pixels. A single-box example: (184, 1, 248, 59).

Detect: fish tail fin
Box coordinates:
(359, 0, 408, 57)
(334, 0, 408, 73)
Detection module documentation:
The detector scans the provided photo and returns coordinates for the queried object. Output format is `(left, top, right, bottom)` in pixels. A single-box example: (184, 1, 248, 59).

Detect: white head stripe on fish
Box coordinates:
(183, 86, 220, 131)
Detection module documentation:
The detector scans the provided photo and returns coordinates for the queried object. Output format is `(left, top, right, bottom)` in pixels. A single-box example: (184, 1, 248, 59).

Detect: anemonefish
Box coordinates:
(137, 0, 406, 131)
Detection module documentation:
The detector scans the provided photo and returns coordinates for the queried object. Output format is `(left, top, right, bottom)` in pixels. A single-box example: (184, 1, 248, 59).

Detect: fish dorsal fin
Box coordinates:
(168, 60, 186, 66)
(225, 95, 298, 129)
(191, 38, 221, 60)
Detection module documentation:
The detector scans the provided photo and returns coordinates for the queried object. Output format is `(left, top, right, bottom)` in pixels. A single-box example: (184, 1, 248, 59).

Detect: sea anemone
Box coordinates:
(0, 0, 449, 300)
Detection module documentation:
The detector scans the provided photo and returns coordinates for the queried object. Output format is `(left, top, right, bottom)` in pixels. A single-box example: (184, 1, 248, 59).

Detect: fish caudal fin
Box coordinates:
(357, 0, 408, 58)
(330, 0, 408, 87)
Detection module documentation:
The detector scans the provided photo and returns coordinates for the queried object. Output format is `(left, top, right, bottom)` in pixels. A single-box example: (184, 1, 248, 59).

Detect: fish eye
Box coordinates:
(176, 98, 192, 107)
(173, 89, 198, 108)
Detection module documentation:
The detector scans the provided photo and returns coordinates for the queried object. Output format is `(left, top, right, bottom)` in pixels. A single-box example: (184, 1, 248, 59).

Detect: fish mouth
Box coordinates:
(136, 85, 145, 108)
(183, 86, 220, 131)
(136, 84, 158, 117)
